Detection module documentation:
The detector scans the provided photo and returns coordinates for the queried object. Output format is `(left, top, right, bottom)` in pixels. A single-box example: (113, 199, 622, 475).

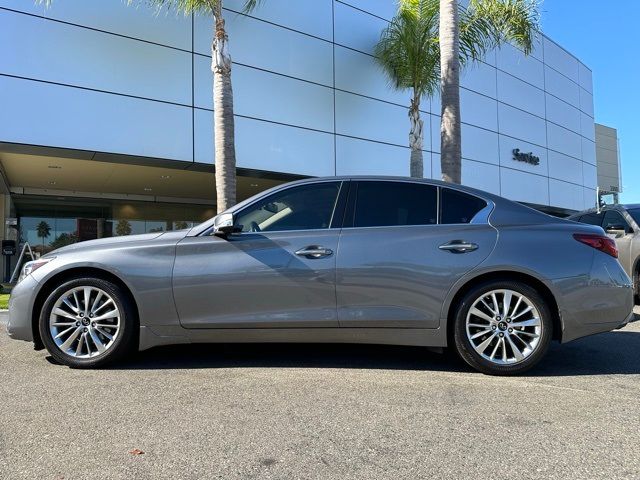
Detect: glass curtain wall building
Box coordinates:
(0, 0, 597, 263)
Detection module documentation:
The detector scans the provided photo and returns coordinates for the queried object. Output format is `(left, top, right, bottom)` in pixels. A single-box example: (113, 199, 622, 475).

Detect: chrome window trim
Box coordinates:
(191, 177, 496, 236)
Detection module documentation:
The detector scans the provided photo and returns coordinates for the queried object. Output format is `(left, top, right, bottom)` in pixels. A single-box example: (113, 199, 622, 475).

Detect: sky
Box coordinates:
(540, 0, 640, 203)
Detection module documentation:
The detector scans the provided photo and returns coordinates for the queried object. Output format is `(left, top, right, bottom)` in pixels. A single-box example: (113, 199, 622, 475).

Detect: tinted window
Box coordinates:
(440, 188, 487, 224)
(578, 212, 604, 226)
(354, 181, 437, 228)
(627, 208, 640, 226)
(235, 182, 341, 233)
(602, 210, 630, 231)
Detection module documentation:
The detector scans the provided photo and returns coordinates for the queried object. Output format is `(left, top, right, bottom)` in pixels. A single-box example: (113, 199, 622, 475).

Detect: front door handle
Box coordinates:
(438, 241, 479, 253)
(295, 245, 334, 259)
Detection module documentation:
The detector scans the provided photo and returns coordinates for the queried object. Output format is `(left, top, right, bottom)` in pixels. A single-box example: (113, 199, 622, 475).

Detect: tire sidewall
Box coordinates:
(453, 280, 553, 375)
(39, 277, 135, 368)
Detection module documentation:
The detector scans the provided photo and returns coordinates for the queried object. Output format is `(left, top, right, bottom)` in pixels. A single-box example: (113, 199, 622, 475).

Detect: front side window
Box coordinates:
(353, 181, 437, 228)
(234, 182, 341, 233)
(626, 208, 640, 227)
(602, 210, 630, 232)
(440, 188, 487, 224)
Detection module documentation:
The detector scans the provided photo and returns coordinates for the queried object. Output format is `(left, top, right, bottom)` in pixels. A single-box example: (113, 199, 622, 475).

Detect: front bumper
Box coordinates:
(6, 275, 39, 342)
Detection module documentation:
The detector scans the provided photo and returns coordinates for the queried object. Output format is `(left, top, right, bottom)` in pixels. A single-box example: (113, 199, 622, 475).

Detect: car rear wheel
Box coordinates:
(39, 277, 136, 368)
(453, 280, 553, 375)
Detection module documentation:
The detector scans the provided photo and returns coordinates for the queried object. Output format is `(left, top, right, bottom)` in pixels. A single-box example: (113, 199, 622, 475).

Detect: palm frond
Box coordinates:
(126, 0, 216, 15)
(126, 0, 260, 15)
(460, 0, 540, 62)
(375, 0, 440, 99)
(241, 0, 263, 13)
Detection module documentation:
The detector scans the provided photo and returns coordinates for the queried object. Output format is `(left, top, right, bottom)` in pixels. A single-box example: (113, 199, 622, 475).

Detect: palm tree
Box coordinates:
(377, 0, 538, 181)
(36, 221, 51, 248)
(375, 1, 440, 178)
(439, 0, 460, 183)
(439, 0, 539, 183)
(37, 0, 260, 212)
(137, 0, 262, 212)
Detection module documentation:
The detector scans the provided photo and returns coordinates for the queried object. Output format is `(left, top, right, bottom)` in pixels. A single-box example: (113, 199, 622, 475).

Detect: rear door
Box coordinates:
(336, 181, 497, 328)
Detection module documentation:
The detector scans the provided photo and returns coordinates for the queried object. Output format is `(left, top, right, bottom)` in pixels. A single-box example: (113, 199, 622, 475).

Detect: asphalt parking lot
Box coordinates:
(1, 311, 639, 480)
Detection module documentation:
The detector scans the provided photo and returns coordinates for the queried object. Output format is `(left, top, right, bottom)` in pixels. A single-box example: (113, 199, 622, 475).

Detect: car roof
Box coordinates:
(279, 175, 502, 200)
(570, 204, 638, 217)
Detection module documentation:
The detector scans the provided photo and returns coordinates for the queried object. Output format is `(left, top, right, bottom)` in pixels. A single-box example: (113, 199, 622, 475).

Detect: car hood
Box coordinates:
(46, 230, 190, 256)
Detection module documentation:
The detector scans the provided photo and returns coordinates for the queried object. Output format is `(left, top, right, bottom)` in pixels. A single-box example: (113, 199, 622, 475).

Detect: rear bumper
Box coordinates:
(553, 256, 634, 343)
(616, 310, 635, 329)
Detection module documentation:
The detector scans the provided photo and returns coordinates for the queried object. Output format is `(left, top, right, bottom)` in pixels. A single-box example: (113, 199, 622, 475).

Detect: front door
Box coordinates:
(173, 181, 345, 329)
(336, 181, 498, 328)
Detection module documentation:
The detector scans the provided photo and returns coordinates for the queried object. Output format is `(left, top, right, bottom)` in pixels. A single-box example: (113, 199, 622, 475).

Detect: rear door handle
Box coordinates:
(438, 241, 479, 253)
(295, 245, 334, 259)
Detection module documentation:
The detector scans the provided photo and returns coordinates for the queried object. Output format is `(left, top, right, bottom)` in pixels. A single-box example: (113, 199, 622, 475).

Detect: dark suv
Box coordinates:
(569, 204, 640, 301)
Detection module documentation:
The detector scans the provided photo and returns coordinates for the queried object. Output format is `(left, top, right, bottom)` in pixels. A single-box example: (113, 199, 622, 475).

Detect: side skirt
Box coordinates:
(139, 325, 448, 351)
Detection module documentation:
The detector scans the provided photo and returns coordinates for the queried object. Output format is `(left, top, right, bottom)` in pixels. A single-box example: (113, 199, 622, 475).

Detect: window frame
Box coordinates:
(196, 179, 493, 236)
(343, 179, 491, 229)
(226, 180, 346, 235)
(439, 186, 490, 226)
(602, 209, 632, 233)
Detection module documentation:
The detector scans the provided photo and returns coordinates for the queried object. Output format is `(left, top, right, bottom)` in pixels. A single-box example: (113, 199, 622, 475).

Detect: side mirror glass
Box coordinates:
(213, 212, 237, 238)
(605, 224, 627, 236)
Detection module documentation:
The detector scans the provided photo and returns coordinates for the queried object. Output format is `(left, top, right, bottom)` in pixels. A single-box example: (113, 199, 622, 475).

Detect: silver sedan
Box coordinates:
(7, 177, 634, 375)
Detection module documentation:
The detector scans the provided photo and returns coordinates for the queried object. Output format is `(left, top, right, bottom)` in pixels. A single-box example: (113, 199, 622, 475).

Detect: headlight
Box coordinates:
(17, 257, 55, 283)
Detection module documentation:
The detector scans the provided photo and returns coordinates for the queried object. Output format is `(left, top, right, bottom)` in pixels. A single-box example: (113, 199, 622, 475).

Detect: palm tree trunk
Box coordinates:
(212, 1, 237, 213)
(409, 96, 423, 178)
(439, 0, 462, 184)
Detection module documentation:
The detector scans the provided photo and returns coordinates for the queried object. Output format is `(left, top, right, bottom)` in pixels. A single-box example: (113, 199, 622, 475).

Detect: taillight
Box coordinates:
(573, 233, 618, 258)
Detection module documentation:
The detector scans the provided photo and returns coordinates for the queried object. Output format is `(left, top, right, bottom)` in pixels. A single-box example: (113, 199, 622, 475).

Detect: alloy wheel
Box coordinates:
(48, 286, 121, 359)
(465, 289, 542, 365)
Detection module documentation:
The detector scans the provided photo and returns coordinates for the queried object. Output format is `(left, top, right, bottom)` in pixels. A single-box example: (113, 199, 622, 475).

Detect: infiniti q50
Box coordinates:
(7, 177, 634, 375)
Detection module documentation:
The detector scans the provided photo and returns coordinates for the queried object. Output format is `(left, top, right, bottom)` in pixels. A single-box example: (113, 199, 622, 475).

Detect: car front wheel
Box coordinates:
(453, 280, 553, 375)
(39, 277, 136, 368)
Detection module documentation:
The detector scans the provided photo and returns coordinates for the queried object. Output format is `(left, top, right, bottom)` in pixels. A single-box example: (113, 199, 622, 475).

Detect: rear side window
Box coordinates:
(440, 188, 487, 224)
(354, 181, 437, 228)
(578, 213, 604, 226)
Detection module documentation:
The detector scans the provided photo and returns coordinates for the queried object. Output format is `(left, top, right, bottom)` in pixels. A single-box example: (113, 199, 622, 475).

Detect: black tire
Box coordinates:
(39, 277, 137, 368)
(452, 280, 553, 375)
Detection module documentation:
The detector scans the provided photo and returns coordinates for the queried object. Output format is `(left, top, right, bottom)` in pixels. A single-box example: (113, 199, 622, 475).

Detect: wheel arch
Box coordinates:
(444, 270, 563, 346)
(31, 267, 140, 350)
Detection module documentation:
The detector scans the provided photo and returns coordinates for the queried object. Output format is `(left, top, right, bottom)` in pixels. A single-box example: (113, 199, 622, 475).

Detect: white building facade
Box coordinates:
(0, 0, 597, 258)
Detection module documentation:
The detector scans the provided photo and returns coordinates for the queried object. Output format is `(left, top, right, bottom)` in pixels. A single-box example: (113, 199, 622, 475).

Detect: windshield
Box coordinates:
(626, 208, 640, 226)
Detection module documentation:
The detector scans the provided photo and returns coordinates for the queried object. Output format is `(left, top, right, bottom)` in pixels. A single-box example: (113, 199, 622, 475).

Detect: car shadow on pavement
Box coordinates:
(110, 343, 467, 373)
(74, 329, 640, 376)
(531, 329, 640, 376)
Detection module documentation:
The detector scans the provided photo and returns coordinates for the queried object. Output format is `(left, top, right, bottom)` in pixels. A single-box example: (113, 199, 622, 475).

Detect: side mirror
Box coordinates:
(212, 212, 237, 238)
(605, 224, 627, 236)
